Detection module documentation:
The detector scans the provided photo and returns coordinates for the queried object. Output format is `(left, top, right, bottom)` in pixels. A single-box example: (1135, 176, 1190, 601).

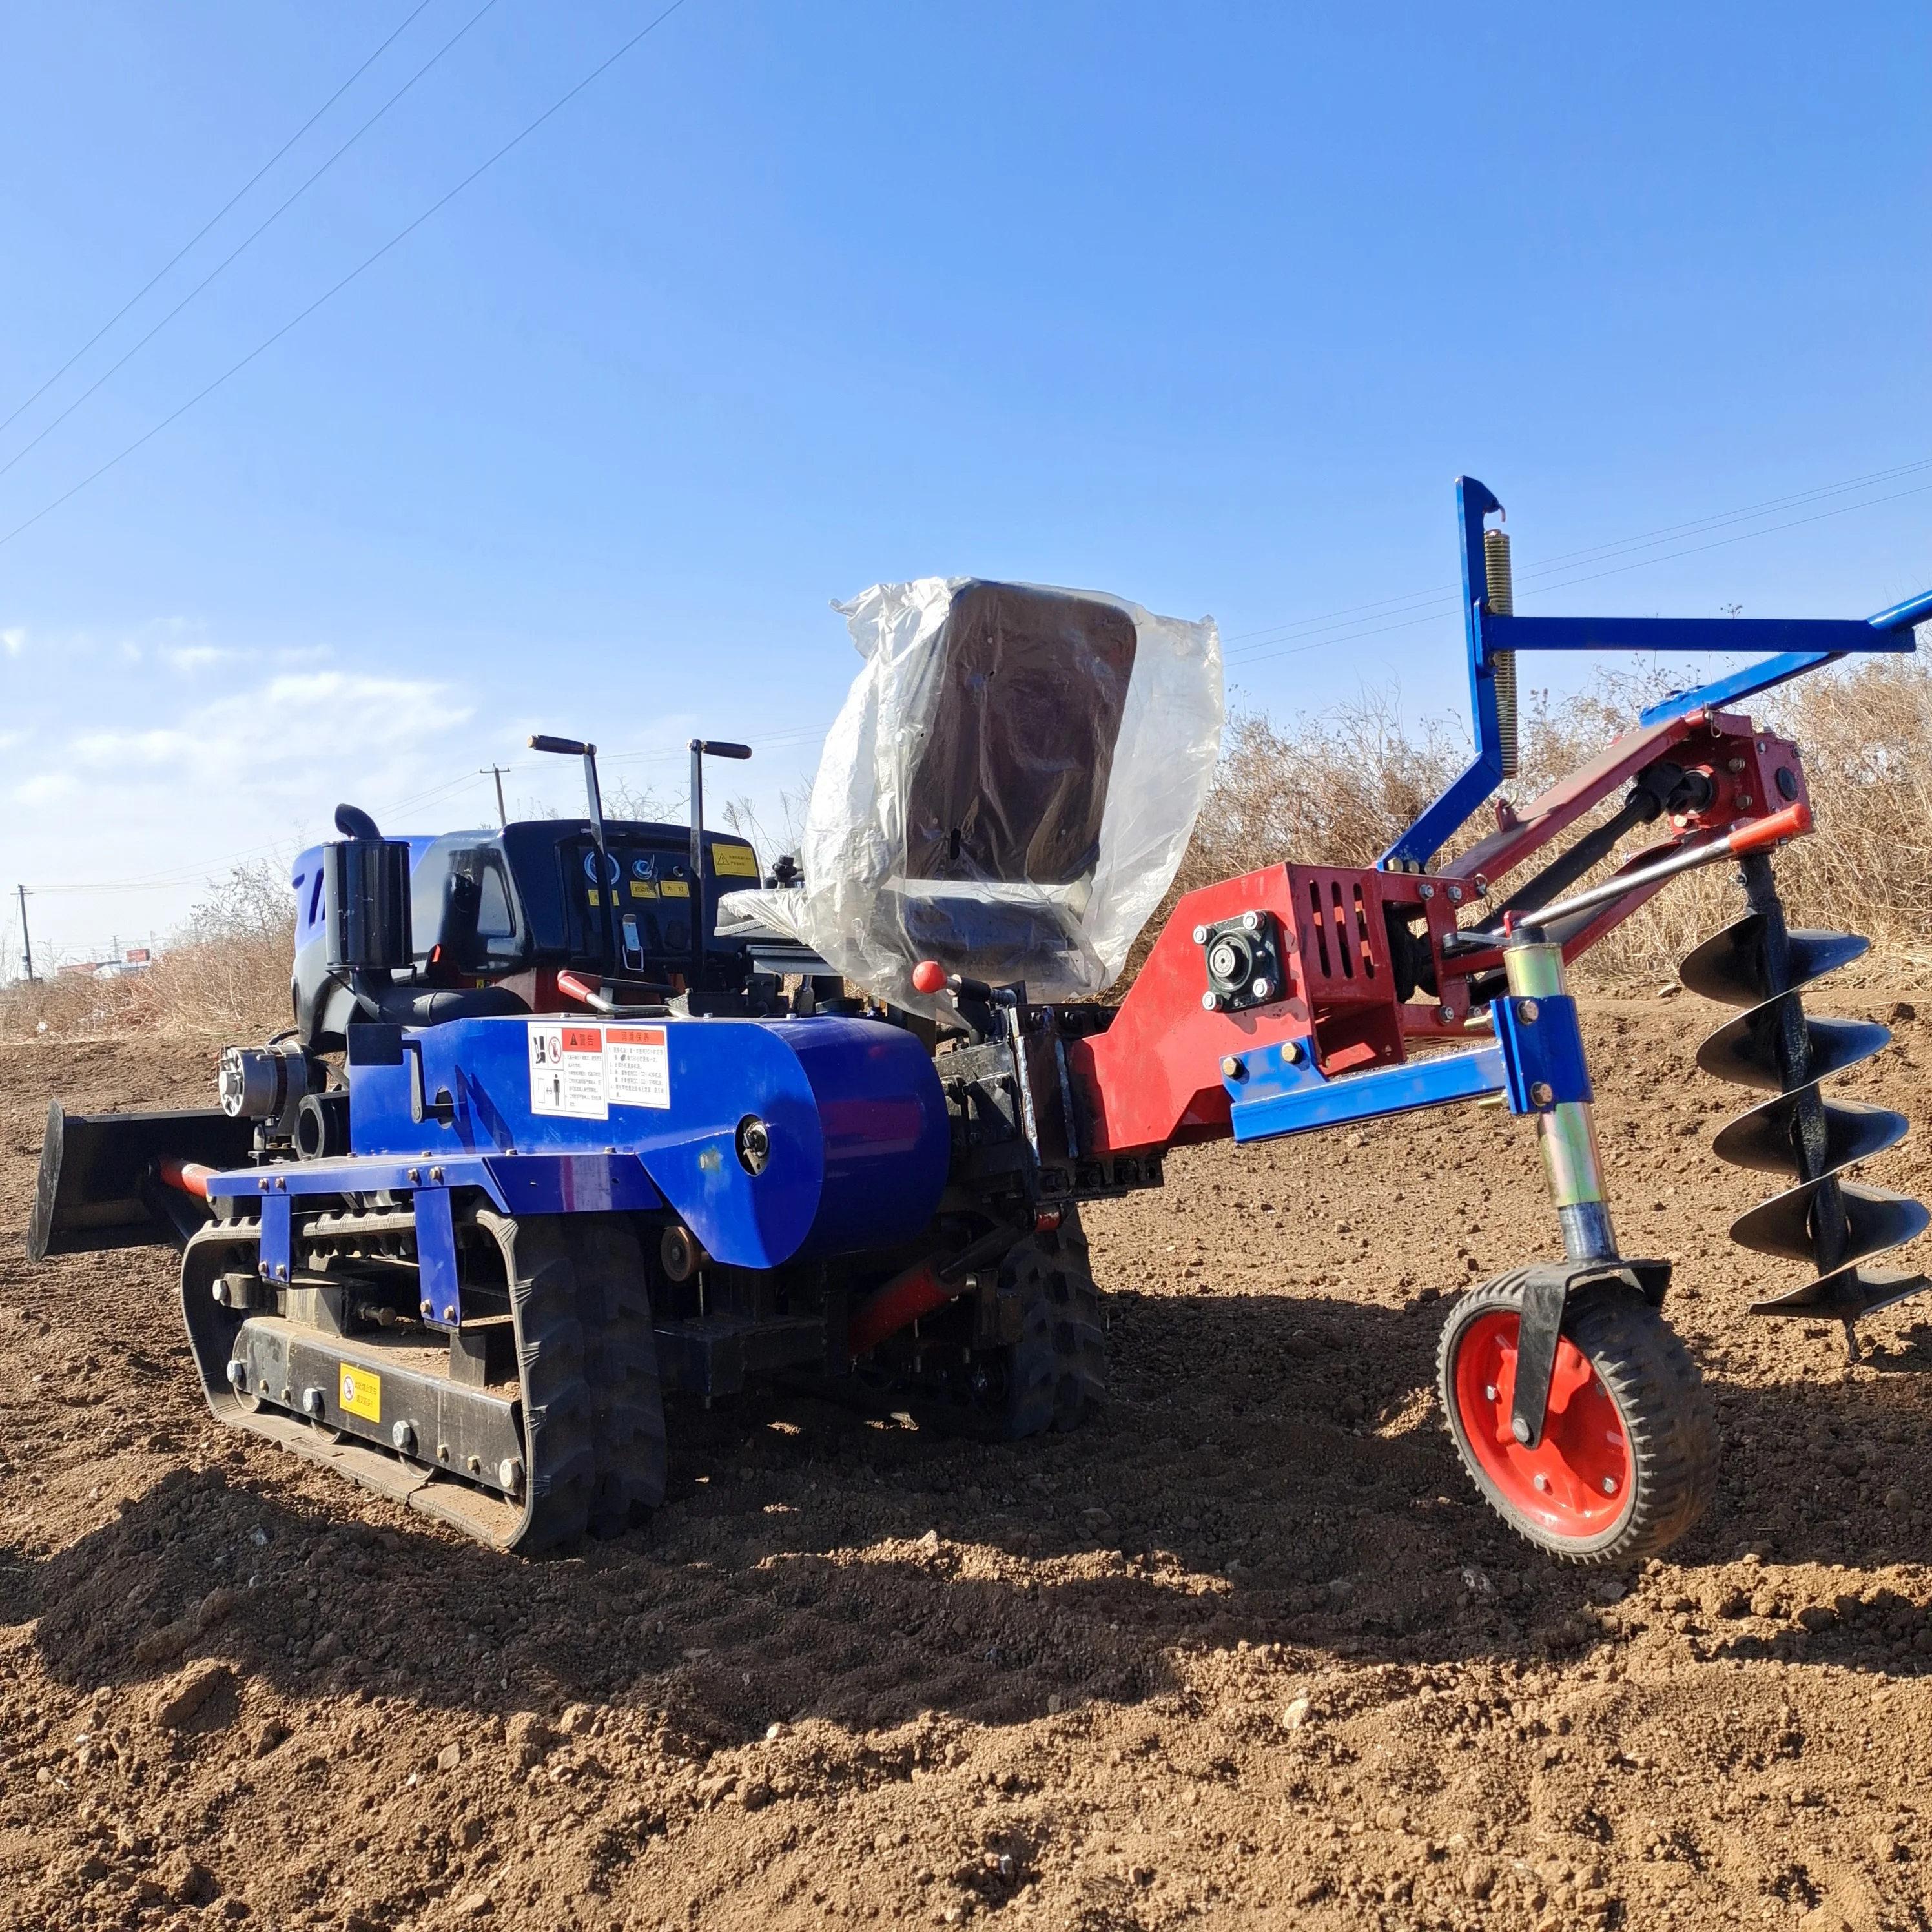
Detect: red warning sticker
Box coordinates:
(605, 1025, 670, 1110)
(528, 1022, 608, 1120)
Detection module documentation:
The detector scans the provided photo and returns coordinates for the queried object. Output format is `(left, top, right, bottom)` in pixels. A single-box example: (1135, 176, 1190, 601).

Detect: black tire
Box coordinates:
(900, 1213, 1107, 1442)
(1437, 1277, 1717, 1564)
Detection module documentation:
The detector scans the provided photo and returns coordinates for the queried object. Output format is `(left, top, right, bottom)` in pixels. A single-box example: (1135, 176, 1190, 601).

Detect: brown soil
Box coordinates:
(3, 989, 1932, 1932)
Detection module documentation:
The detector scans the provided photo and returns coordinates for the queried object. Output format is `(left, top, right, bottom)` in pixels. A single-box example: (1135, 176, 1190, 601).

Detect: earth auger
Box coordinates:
(1684, 854, 1929, 1355)
(25, 473, 1931, 1567)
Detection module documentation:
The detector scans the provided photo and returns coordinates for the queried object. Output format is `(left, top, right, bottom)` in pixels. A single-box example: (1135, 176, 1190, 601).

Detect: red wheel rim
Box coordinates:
(1452, 1310, 1634, 1539)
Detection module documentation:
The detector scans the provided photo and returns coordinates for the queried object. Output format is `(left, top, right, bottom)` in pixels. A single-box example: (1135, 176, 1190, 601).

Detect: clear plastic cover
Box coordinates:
(722, 577, 1222, 1014)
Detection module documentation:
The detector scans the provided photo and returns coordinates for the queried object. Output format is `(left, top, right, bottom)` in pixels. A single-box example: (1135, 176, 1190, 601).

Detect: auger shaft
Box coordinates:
(1738, 854, 1848, 1279)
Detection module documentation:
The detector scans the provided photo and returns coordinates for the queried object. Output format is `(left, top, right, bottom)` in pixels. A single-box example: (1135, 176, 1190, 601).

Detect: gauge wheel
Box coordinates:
(1438, 1277, 1716, 1563)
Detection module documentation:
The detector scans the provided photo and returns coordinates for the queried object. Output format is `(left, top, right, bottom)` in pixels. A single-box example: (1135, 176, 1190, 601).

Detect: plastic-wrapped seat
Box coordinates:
(723, 577, 1222, 1014)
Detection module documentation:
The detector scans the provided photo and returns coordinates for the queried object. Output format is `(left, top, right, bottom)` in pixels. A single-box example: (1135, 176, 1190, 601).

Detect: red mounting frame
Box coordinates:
(1069, 706, 1809, 1156)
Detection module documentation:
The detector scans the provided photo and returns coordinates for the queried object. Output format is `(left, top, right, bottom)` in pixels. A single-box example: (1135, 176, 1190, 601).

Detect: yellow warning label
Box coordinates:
(712, 842, 759, 878)
(587, 888, 601, 907)
(629, 879, 657, 900)
(661, 879, 690, 898)
(338, 1366, 380, 1423)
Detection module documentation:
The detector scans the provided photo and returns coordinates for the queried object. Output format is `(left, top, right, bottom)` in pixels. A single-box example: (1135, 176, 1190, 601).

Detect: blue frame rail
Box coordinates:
(1382, 478, 1930, 870)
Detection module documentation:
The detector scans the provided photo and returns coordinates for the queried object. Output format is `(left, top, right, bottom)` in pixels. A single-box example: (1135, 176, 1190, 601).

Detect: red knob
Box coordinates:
(1727, 800, 1812, 856)
(910, 960, 949, 996)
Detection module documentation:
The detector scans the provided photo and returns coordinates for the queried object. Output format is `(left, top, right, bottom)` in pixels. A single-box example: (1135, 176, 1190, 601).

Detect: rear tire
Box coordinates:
(1438, 1277, 1716, 1563)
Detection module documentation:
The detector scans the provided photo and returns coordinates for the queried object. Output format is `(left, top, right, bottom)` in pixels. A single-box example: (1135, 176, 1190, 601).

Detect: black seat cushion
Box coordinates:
(902, 582, 1136, 888)
(883, 890, 1088, 982)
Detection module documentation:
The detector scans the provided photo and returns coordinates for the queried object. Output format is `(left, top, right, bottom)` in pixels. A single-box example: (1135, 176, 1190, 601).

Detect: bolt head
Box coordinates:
(1240, 910, 1260, 932)
(1437, 1004, 1454, 1024)
(225, 1359, 246, 1388)
(498, 1457, 525, 1494)
(1251, 977, 1271, 1001)
(1220, 1055, 1244, 1080)
(1533, 1472, 1551, 1492)
(1419, 882, 1435, 900)
(1736, 794, 1753, 810)
(1485, 1383, 1498, 1403)
(1447, 884, 1463, 903)
(441, 1305, 457, 1322)
(1512, 1416, 1533, 1445)
(420, 1300, 434, 1316)
(1601, 1475, 1618, 1495)
(392, 1421, 416, 1453)
(1530, 1080, 1556, 1107)
(1518, 998, 1540, 1023)
(1282, 1039, 1302, 1064)
(1201, 991, 1218, 1011)
(1191, 924, 1209, 945)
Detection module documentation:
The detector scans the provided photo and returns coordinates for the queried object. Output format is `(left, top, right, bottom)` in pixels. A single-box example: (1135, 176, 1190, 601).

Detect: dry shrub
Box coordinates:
(1120, 648, 1932, 993)
(0, 862, 295, 1045)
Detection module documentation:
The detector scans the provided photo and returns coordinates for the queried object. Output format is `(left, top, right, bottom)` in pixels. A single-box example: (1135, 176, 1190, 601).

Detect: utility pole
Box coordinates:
(482, 765, 508, 829)
(15, 885, 33, 983)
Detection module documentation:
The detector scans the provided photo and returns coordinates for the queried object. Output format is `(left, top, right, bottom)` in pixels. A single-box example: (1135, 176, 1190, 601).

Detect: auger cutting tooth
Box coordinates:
(1711, 1090, 1911, 1176)
(1680, 916, 1869, 1007)
(1729, 1178, 1931, 1269)
(1687, 850, 1930, 1347)
(1695, 1005, 1892, 1092)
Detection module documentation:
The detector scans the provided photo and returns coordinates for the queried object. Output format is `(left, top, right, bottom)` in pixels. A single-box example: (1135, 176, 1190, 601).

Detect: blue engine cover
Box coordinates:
(347, 1014, 951, 1269)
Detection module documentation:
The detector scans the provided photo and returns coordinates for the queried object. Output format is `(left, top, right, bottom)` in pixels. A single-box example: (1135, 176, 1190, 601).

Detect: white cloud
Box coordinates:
(165, 644, 226, 673)
(1, 628, 23, 657)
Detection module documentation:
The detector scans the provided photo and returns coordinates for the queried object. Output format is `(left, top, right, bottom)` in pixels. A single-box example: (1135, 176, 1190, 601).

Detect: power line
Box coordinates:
(0, 0, 502, 486)
(0, 0, 694, 555)
(0, 0, 439, 444)
(1224, 458, 1932, 666)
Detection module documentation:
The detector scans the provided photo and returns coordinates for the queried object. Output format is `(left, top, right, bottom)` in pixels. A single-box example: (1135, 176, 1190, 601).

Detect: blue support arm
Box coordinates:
(1381, 477, 1926, 870)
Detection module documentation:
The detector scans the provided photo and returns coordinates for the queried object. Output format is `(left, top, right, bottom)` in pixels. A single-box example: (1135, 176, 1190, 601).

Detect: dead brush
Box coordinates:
(0, 861, 294, 1045)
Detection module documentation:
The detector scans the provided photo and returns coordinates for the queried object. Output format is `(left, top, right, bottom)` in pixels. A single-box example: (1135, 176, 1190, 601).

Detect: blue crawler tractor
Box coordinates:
(28, 478, 1932, 1563)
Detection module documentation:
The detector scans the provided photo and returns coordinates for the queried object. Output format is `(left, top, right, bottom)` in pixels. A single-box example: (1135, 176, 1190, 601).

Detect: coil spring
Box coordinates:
(1485, 528, 1518, 781)
(1685, 852, 1928, 1344)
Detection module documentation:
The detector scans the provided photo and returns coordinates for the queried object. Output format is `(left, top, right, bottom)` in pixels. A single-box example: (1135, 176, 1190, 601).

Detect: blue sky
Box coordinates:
(1, 3, 1927, 964)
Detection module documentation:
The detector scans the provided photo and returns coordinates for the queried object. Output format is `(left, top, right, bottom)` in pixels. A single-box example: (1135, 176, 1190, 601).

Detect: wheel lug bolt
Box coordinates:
(1533, 1473, 1551, 1492)
(1601, 1475, 1617, 1494)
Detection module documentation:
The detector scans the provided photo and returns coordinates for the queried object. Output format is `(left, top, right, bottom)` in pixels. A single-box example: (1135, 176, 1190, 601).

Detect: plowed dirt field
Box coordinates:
(4, 987, 1932, 1932)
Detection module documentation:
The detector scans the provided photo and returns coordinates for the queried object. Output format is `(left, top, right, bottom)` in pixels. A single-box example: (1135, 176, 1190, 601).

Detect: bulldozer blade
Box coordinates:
(1750, 1264, 1932, 1324)
(1712, 1089, 1911, 1178)
(1680, 916, 1869, 1007)
(1729, 1177, 1929, 1269)
(27, 1101, 253, 1262)
(1696, 1007, 1891, 1092)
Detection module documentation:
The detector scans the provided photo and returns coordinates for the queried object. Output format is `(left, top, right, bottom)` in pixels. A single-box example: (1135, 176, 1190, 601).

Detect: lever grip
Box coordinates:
(1727, 801, 1812, 856)
(910, 960, 949, 995)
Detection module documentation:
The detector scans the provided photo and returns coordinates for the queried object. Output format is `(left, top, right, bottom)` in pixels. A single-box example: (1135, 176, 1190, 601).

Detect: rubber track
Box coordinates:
(564, 1214, 669, 1536)
(900, 1209, 1108, 1442)
(1437, 1278, 1718, 1565)
(180, 1209, 664, 1555)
